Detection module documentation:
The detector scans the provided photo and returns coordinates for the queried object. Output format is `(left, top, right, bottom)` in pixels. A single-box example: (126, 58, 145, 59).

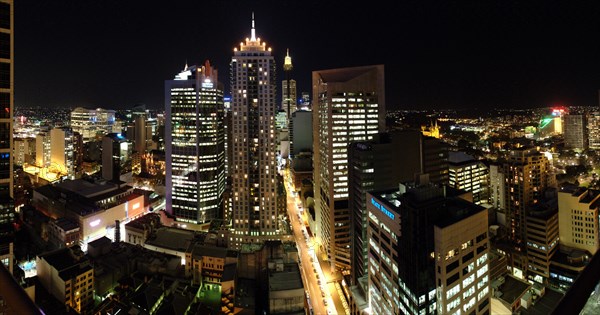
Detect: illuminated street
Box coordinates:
(283, 169, 348, 315)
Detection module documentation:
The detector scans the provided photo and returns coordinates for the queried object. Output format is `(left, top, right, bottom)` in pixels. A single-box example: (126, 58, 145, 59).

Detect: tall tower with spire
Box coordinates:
(165, 60, 226, 224)
(230, 14, 279, 246)
(282, 49, 297, 119)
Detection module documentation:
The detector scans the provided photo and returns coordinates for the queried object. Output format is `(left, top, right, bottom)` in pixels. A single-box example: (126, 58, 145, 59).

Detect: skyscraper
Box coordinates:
(502, 148, 554, 245)
(50, 127, 75, 179)
(313, 65, 385, 270)
(0, 0, 14, 273)
(230, 15, 279, 245)
(102, 132, 132, 182)
(0, 3, 42, 314)
(448, 151, 488, 205)
(367, 183, 490, 315)
(348, 132, 405, 284)
(564, 113, 588, 151)
(282, 49, 296, 119)
(165, 61, 225, 224)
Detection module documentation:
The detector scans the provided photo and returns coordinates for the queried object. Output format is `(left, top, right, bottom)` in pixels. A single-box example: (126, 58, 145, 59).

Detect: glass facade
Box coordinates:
(166, 64, 225, 224)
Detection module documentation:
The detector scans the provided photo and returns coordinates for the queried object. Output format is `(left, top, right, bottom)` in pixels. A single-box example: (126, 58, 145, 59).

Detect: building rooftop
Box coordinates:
(55, 178, 119, 198)
(495, 275, 531, 306)
(520, 287, 563, 315)
(146, 227, 194, 252)
(268, 264, 303, 291)
(125, 212, 161, 230)
(52, 217, 79, 232)
(448, 151, 476, 165)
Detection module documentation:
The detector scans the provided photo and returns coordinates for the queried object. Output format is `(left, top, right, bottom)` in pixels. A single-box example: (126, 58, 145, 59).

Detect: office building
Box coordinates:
(564, 114, 588, 151)
(367, 183, 489, 315)
(526, 203, 559, 283)
(502, 148, 554, 245)
(0, 0, 14, 275)
(50, 127, 75, 179)
(588, 112, 600, 149)
(230, 15, 279, 245)
(282, 49, 296, 119)
(289, 109, 312, 157)
(448, 151, 488, 205)
(70, 107, 119, 142)
(102, 132, 132, 182)
(36, 132, 50, 167)
(348, 132, 405, 284)
(313, 65, 385, 270)
(489, 163, 506, 211)
(36, 247, 94, 313)
(165, 60, 225, 224)
(13, 136, 35, 166)
(558, 186, 600, 255)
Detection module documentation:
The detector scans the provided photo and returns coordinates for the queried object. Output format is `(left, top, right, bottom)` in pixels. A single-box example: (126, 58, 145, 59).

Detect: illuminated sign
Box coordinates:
(371, 197, 395, 220)
(132, 202, 140, 210)
(202, 79, 214, 89)
(89, 219, 101, 227)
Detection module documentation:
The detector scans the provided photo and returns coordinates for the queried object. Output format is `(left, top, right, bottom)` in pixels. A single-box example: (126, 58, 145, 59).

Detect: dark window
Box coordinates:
(462, 251, 474, 264)
(0, 3, 9, 29)
(0, 93, 9, 118)
(478, 298, 489, 311)
(477, 243, 488, 254)
(446, 260, 459, 273)
(0, 123, 9, 149)
(0, 32, 9, 59)
(476, 232, 487, 243)
(446, 272, 460, 286)
(0, 62, 8, 89)
(0, 152, 8, 179)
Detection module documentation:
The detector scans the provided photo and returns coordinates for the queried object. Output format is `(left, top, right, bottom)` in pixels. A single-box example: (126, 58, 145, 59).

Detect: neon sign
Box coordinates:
(371, 197, 395, 220)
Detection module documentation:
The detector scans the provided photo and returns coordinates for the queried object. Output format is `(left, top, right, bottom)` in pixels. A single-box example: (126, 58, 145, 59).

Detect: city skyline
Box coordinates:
(14, 0, 600, 110)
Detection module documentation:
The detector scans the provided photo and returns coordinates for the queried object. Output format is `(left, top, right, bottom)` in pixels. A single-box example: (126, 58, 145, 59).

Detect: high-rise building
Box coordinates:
(230, 15, 279, 245)
(448, 151, 488, 205)
(102, 132, 132, 182)
(0, 0, 14, 275)
(35, 132, 51, 168)
(289, 109, 312, 157)
(13, 137, 35, 166)
(50, 127, 75, 179)
(0, 4, 41, 314)
(367, 183, 490, 315)
(558, 186, 600, 255)
(587, 112, 600, 149)
(525, 200, 559, 283)
(502, 148, 555, 245)
(347, 132, 405, 284)
(70, 107, 118, 142)
(282, 49, 296, 119)
(165, 61, 225, 224)
(134, 115, 147, 154)
(564, 114, 588, 151)
(489, 163, 505, 210)
(313, 65, 385, 270)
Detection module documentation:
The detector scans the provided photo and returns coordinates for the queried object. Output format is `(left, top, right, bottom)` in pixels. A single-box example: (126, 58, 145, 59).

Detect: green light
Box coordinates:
(539, 118, 553, 129)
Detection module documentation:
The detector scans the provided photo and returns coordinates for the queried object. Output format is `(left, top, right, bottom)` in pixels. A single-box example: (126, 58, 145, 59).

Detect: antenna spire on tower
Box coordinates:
(251, 12, 256, 41)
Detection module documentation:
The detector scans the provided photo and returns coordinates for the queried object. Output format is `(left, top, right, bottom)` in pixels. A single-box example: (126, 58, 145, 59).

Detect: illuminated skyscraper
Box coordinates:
(367, 184, 490, 315)
(70, 107, 119, 142)
(564, 113, 588, 151)
(165, 60, 225, 224)
(0, 0, 14, 273)
(102, 132, 132, 182)
(50, 126, 75, 179)
(313, 65, 385, 270)
(282, 49, 296, 119)
(230, 15, 279, 245)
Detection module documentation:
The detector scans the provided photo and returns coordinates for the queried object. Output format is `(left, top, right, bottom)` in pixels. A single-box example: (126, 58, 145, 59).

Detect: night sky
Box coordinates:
(13, 0, 600, 110)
